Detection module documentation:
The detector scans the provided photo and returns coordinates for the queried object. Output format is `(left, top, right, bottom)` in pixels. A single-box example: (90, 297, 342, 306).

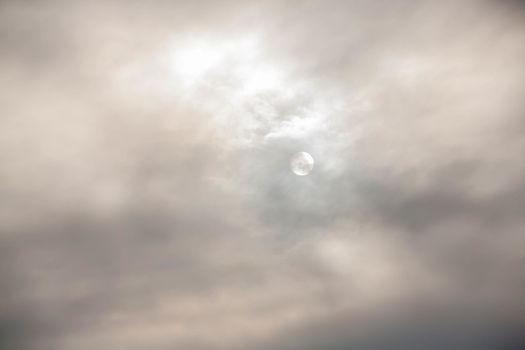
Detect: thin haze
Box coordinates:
(1, 0, 525, 349)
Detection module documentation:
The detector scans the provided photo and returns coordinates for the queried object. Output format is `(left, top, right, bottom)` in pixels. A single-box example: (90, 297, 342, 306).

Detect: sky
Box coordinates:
(1, 0, 525, 349)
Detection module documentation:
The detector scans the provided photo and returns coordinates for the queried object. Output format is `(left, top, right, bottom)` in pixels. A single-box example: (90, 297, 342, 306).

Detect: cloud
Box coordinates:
(1, 0, 525, 349)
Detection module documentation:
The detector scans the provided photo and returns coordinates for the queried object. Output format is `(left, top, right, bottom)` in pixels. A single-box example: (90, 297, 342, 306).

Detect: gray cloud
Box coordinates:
(1, 0, 525, 349)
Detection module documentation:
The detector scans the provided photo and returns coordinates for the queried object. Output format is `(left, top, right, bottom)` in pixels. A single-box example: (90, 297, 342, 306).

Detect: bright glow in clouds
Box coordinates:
(170, 42, 224, 83)
(169, 35, 264, 87)
(168, 34, 290, 99)
(166, 34, 320, 147)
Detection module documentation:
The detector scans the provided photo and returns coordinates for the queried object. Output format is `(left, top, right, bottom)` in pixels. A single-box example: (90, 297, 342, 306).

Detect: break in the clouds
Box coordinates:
(1, 0, 525, 349)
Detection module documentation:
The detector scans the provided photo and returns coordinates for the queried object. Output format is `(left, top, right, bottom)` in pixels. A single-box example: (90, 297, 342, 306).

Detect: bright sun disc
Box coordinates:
(290, 152, 314, 176)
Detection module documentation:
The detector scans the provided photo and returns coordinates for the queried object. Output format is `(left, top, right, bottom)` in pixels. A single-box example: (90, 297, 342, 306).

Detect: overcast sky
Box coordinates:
(1, 0, 525, 349)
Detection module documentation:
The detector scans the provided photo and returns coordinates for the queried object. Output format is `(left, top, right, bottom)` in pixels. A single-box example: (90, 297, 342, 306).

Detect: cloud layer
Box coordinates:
(1, 1, 525, 349)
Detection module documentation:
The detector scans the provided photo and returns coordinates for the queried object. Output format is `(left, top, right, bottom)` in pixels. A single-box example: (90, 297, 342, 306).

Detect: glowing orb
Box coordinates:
(290, 152, 314, 176)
